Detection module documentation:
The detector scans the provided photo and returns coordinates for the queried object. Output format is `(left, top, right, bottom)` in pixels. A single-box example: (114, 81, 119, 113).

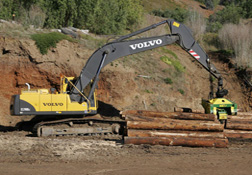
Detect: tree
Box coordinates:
(74, 0, 143, 34)
(241, 0, 252, 18)
(205, 0, 214, 10)
(207, 3, 242, 32)
(40, 0, 77, 28)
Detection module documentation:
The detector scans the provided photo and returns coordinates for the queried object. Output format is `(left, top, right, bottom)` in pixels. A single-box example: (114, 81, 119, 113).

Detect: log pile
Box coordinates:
(121, 110, 228, 148)
(224, 112, 252, 139)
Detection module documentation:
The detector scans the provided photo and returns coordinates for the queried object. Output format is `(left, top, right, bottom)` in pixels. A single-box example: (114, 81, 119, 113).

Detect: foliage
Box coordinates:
(205, 0, 214, 10)
(178, 89, 184, 95)
(185, 10, 206, 42)
(31, 32, 75, 54)
(194, 0, 205, 3)
(160, 56, 185, 73)
(203, 33, 221, 49)
(75, 0, 143, 34)
(18, 4, 46, 28)
(161, 48, 178, 59)
(152, 7, 189, 22)
(207, 3, 242, 32)
(240, 0, 252, 18)
(39, 0, 77, 28)
(218, 23, 252, 68)
(163, 77, 173, 84)
(219, 0, 252, 18)
(0, 0, 143, 35)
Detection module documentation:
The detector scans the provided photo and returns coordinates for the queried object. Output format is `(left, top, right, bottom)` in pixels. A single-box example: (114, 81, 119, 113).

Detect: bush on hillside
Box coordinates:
(74, 0, 143, 34)
(219, 23, 252, 68)
(186, 10, 206, 42)
(31, 32, 75, 55)
(0, 0, 143, 35)
(152, 8, 189, 23)
(219, 0, 252, 18)
(207, 4, 242, 32)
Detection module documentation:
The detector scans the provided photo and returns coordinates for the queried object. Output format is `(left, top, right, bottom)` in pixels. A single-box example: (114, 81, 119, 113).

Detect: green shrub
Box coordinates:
(178, 89, 185, 95)
(152, 7, 189, 22)
(164, 78, 173, 84)
(207, 4, 242, 32)
(203, 33, 221, 48)
(161, 48, 178, 59)
(144, 89, 153, 94)
(160, 56, 185, 73)
(31, 32, 75, 54)
(74, 0, 143, 34)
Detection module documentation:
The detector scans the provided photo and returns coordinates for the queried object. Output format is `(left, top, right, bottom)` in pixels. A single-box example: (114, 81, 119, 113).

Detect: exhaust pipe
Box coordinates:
(25, 83, 30, 91)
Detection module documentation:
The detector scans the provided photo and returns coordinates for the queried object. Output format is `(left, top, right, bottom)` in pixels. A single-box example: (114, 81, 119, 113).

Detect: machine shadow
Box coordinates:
(97, 101, 120, 117)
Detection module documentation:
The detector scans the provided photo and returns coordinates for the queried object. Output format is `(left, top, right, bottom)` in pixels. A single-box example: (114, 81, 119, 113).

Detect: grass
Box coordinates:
(79, 33, 107, 49)
(144, 89, 153, 94)
(160, 55, 185, 73)
(31, 32, 76, 55)
(161, 47, 178, 59)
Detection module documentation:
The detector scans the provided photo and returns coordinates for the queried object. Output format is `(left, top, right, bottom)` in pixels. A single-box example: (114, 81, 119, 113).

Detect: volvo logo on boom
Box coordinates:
(129, 39, 162, 50)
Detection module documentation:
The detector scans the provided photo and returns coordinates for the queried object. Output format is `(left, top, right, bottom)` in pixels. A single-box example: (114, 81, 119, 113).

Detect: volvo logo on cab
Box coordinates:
(129, 39, 162, 50)
(43, 103, 64, 106)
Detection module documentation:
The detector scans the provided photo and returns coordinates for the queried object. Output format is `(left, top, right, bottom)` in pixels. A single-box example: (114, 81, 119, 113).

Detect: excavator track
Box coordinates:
(33, 116, 126, 137)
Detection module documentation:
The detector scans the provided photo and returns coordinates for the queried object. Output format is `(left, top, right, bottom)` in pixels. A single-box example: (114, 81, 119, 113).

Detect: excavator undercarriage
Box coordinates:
(33, 116, 125, 137)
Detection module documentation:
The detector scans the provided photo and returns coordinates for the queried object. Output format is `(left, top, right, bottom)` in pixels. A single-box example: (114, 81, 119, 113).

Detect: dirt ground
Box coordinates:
(0, 131, 251, 175)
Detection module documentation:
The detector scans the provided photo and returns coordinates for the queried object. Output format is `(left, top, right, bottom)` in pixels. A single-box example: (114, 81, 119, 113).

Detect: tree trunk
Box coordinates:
(127, 129, 225, 138)
(225, 122, 252, 131)
(127, 120, 224, 131)
(224, 129, 252, 139)
(228, 115, 252, 120)
(121, 110, 216, 121)
(174, 107, 204, 114)
(124, 137, 228, 148)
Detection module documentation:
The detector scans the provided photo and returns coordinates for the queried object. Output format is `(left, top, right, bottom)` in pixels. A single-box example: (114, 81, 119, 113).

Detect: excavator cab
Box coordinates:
(10, 75, 97, 116)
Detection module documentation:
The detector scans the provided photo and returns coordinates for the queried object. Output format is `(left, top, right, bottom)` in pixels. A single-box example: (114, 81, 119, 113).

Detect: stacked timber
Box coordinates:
(121, 110, 228, 148)
(225, 112, 252, 139)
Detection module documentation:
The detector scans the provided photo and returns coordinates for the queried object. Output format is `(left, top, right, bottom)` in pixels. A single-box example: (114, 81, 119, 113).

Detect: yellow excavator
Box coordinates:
(10, 19, 237, 136)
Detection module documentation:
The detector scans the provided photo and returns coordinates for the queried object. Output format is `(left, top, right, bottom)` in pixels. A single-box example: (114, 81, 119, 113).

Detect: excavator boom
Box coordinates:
(71, 19, 222, 103)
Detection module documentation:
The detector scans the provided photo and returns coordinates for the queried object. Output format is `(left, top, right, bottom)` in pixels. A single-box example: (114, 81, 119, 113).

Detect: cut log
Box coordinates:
(227, 119, 252, 124)
(125, 115, 219, 123)
(174, 107, 204, 114)
(224, 129, 252, 139)
(124, 137, 228, 148)
(225, 122, 252, 131)
(121, 110, 216, 121)
(127, 129, 225, 138)
(237, 112, 252, 116)
(127, 120, 224, 131)
(228, 115, 252, 120)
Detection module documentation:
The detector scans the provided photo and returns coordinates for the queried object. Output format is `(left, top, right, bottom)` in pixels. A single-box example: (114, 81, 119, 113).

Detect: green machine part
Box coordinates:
(202, 98, 237, 121)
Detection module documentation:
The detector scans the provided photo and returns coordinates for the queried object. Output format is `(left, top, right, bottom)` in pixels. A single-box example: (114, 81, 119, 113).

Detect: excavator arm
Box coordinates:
(70, 19, 227, 103)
